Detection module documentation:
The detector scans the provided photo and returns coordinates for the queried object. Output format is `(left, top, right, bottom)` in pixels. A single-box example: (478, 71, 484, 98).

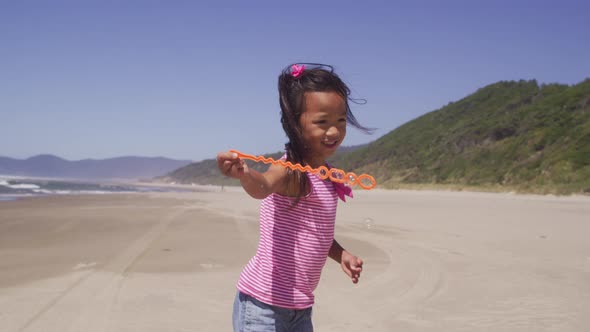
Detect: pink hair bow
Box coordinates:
(334, 182, 353, 202)
(291, 64, 305, 78)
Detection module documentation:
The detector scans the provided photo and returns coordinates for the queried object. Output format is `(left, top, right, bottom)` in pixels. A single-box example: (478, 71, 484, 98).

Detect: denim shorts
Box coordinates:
(232, 291, 313, 332)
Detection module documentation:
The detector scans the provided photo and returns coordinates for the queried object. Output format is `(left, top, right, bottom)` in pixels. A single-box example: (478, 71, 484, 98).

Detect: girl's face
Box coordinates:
(299, 91, 347, 167)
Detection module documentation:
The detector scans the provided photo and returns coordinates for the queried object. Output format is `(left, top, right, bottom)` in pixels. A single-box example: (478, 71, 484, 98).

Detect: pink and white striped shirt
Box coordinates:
(237, 171, 338, 309)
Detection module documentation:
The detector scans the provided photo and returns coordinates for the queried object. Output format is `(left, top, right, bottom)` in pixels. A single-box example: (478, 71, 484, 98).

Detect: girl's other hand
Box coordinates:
(341, 250, 363, 284)
(217, 151, 248, 179)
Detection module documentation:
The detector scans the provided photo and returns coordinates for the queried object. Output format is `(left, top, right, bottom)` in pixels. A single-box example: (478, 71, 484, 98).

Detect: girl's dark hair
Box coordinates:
(278, 63, 373, 199)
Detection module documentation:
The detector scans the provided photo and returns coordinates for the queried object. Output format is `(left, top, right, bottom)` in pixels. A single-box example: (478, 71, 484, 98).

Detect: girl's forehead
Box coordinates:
(303, 91, 346, 112)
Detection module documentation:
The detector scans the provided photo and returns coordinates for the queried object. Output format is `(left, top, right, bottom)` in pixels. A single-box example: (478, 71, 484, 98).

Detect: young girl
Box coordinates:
(217, 63, 372, 331)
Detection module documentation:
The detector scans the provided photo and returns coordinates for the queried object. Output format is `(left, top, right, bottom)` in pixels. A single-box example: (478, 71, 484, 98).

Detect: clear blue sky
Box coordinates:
(1, 0, 589, 161)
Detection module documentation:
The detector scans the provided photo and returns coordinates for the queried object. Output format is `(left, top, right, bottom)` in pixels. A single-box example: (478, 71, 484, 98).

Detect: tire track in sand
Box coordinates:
(17, 205, 191, 332)
(333, 224, 448, 328)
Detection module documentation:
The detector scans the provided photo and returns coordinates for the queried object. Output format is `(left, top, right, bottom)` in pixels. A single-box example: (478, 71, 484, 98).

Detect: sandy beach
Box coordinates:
(1, 189, 589, 331)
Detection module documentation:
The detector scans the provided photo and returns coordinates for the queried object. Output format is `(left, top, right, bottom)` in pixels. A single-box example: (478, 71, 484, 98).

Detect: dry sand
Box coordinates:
(0, 189, 589, 331)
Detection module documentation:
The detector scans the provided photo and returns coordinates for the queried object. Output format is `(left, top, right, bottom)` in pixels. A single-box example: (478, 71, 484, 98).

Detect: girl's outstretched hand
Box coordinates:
(341, 250, 363, 284)
(217, 151, 248, 179)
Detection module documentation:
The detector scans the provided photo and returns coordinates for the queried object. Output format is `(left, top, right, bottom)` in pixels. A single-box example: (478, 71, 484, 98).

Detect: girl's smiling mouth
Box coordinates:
(323, 140, 339, 148)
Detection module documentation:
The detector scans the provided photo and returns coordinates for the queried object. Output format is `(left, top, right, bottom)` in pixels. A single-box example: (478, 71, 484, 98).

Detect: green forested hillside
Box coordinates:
(334, 79, 590, 194)
(164, 79, 590, 194)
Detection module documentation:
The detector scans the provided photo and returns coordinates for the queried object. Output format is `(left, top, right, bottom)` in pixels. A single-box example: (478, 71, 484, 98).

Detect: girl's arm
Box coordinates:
(217, 151, 287, 199)
(329, 239, 363, 284)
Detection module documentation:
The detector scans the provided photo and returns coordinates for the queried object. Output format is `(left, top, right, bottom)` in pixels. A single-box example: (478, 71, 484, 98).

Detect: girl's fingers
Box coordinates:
(222, 161, 233, 175)
(217, 151, 238, 161)
(217, 151, 242, 175)
(223, 160, 239, 174)
(220, 157, 245, 177)
(225, 152, 239, 160)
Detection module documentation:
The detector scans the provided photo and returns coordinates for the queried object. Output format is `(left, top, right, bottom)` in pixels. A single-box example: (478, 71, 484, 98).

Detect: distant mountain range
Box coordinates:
(162, 79, 590, 195)
(0, 154, 192, 180)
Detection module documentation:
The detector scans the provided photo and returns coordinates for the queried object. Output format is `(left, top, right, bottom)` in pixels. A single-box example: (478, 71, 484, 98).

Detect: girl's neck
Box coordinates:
(304, 156, 326, 168)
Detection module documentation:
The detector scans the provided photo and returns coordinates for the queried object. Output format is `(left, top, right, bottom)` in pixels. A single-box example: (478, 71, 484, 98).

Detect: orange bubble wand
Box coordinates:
(230, 149, 376, 190)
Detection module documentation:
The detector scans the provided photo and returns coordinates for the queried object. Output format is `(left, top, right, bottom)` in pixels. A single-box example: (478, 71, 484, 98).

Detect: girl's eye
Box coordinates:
(339, 118, 346, 122)
(314, 120, 327, 124)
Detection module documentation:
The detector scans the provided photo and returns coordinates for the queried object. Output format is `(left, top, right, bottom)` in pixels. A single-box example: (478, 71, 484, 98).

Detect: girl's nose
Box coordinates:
(326, 126, 338, 138)
(326, 125, 343, 138)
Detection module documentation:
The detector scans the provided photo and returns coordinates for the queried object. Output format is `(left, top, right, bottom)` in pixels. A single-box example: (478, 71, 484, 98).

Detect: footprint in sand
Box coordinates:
(73, 262, 97, 270)
(199, 263, 225, 269)
(364, 217, 374, 230)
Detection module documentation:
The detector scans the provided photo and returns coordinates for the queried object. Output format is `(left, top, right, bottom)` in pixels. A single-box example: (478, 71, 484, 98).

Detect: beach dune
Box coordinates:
(1, 190, 589, 331)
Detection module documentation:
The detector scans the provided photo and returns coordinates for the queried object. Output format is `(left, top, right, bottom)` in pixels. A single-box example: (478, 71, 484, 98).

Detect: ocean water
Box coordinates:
(0, 177, 195, 202)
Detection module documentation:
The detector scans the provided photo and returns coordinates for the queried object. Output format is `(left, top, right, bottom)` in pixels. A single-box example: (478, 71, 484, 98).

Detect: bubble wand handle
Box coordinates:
(229, 149, 376, 190)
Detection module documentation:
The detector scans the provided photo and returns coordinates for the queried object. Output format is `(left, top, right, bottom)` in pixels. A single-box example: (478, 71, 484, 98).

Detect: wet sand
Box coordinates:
(1, 189, 589, 331)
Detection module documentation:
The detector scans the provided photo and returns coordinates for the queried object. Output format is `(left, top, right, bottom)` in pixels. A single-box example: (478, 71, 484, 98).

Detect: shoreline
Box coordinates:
(3, 172, 588, 202)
